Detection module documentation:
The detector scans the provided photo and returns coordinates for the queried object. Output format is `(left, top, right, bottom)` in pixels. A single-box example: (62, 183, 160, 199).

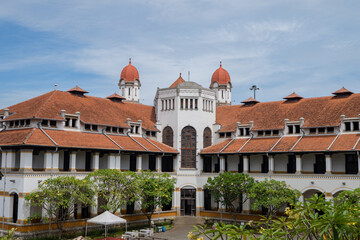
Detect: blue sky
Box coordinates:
(1, 0, 360, 108)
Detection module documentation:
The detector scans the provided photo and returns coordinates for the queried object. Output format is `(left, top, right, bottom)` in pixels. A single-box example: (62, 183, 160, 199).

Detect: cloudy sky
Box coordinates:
(0, 0, 359, 108)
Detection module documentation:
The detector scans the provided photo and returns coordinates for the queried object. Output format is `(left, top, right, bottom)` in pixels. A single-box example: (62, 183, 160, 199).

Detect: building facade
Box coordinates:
(1, 60, 360, 234)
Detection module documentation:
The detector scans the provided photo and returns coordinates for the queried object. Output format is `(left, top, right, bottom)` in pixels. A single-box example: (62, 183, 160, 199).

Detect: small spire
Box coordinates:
(129, 58, 131, 64)
(54, 83, 58, 91)
(179, 73, 181, 77)
(220, 61, 222, 67)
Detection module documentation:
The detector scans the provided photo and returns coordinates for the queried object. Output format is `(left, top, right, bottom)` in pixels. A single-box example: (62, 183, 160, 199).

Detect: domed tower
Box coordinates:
(118, 58, 141, 102)
(210, 61, 232, 105)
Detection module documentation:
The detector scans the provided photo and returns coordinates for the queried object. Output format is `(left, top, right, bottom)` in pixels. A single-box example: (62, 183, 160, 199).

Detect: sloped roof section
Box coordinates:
(292, 135, 336, 152)
(169, 73, 185, 88)
(2, 90, 157, 131)
(0, 128, 177, 153)
(217, 93, 360, 132)
(283, 92, 303, 100)
(332, 87, 353, 95)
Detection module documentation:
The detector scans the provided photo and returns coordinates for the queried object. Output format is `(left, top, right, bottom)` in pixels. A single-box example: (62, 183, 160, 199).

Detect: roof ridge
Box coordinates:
(34, 90, 57, 118)
(23, 128, 35, 144)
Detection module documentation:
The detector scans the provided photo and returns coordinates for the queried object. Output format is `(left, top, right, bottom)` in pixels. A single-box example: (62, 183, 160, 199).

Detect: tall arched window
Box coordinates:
(163, 126, 174, 147)
(181, 126, 196, 168)
(203, 127, 212, 148)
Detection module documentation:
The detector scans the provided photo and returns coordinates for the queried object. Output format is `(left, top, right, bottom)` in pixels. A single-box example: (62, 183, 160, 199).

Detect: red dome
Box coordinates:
(120, 58, 139, 82)
(211, 61, 231, 86)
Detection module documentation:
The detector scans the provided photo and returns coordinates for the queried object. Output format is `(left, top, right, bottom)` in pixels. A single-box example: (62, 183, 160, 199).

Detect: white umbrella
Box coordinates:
(85, 211, 127, 239)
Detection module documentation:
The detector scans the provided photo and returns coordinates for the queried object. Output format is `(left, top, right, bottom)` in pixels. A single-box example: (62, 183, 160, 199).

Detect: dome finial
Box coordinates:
(129, 58, 131, 64)
(220, 61, 222, 67)
(179, 73, 181, 77)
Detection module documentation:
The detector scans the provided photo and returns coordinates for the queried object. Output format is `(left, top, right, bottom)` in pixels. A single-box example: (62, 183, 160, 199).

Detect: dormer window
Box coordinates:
(65, 115, 79, 128)
(309, 127, 336, 135)
(239, 127, 250, 136)
(84, 124, 98, 132)
(344, 121, 360, 132)
(288, 124, 300, 134)
(257, 130, 280, 137)
(130, 124, 140, 134)
(41, 120, 57, 128)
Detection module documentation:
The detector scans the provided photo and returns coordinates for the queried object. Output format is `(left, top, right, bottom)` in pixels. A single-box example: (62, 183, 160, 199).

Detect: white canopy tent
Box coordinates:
(85, 211, 127, 239)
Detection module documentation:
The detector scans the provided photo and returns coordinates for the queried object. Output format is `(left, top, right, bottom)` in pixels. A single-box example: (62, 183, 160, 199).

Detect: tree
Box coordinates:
(25, 176, 94, 237)
(204, 172, 255, 219)
(248, 179, 299, 219)
(86, 169, 138, 214)
(136, 171, 176, 226)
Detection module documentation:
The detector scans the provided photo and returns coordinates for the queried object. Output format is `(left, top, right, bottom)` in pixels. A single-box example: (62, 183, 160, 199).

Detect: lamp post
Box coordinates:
(250, 85, 260, 99)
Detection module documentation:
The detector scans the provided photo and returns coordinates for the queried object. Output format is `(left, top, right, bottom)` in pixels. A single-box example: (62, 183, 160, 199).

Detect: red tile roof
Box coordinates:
(283, 92, 303, 100)
(106, 93, 126, 100)
(271, 136, 300, 152)
(2, 90, 157, 131)
(222, 138, 249, 153)
(332, 87, 353, 95)
(169, 74, 185, 88)
(67, 86, 89, 94)
(217, 93, 360, 132)
(240, 137, 279, 153)
(201, 139, 232, 154)
(292, 135, 336, 152)
(0, 128, 177, 153)
(210, 62, 231, 86)
(329, 134, 360, 151)
(241, 97, 260, 104)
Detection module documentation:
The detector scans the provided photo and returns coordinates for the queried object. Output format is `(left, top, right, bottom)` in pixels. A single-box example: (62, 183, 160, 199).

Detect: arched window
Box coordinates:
(163, 126, 174, 147)
(181, 126, 196, 168)
(203, 127, 212, 148)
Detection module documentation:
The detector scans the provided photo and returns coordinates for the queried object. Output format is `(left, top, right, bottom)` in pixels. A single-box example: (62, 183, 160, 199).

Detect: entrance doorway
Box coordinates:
(181, 187, 196, 216)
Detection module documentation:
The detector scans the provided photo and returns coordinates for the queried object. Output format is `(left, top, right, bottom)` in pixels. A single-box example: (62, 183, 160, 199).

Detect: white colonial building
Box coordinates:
(1, 60, 360, 234)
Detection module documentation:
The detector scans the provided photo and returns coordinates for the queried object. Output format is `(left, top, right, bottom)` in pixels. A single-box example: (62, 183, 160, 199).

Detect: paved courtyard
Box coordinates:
(154, 216, 204, 240)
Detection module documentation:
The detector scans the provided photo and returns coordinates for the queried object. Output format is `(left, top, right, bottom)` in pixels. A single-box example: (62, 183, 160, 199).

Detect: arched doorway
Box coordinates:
(180, 186, 196, 216)
(181, 126, 196, 168)
(11, 193, 19, 223)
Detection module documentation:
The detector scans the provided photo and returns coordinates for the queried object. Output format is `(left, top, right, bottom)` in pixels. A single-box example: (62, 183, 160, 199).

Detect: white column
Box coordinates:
(243, 155, 249, 173)
(107, 154, 116, 169)
(198, 156, 203, 173)
(6, 151, 16, 170)
(115, 153, 121, 170)
(196, 189, 203, 215)
(296, 155, 302, 174)
(136, 154, 142, 172)
(44, 151, 59, 172)
(90, 196, 98, 217)
(18, 197, 30, 223)
(219, 156, 225, 173)
(156, 155, 161, 172)
(325, 192, 333, 201)
(269, 155, 274, 174)
(19, 149, 33, 172)
(92, 152, 99, 171)
(358, 154, 360, 175)
(242, 196, 251, 214)
(325, 154, 332, 174)
(299, 195, 304, 203)
(70, 151, 77, 172)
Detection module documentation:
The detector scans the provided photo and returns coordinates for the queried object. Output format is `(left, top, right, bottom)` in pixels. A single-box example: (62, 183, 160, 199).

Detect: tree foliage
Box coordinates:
(248, 178, 300, 219)
(191, 188, 360, 240)
(86, 169, 138, 214)
(25, 176, 94, 237)
(136, 171, 176, 226)
(204, 172, 255, 218)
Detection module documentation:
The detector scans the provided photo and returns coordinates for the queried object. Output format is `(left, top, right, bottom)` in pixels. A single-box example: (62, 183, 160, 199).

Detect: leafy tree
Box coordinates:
(248, 179, 299, 219)
(25, 176, 94, 237)
(204, 172, 255, 219)
(136, 171, 176, 226)
(86, 169, 138, 214)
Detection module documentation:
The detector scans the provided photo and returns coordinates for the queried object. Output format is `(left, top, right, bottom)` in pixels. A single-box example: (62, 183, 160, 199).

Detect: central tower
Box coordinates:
(210, 61, 232, 105)
(118, 58, 141, 102)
